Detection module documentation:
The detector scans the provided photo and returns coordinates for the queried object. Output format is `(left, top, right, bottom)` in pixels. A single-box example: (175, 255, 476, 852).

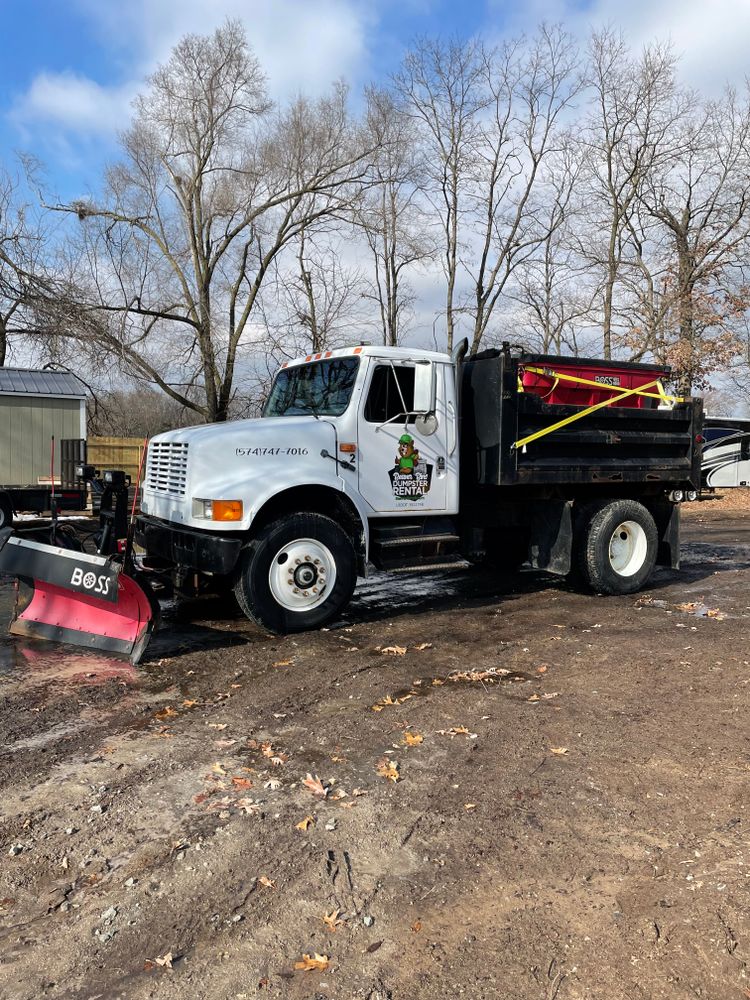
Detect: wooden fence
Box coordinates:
(87, 436, 147, 486)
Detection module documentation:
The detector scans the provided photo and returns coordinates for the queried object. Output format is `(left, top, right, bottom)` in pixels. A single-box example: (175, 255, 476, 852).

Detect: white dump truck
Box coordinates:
(133, 341, 702, 636)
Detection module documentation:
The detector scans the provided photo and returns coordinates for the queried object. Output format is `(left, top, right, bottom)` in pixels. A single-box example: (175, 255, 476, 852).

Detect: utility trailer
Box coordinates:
(0, 438, 89, 529)
(701, 416, 750, 489)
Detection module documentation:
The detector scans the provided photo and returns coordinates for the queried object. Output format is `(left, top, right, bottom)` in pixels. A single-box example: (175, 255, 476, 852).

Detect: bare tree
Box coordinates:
(635, 86, 750, 391)
(0, 168, 49, 366)
(581, 31, 681, 358)
(262, 226, 367, 356)
(40, 22, 376, 421)
(466, 25, 582, 354)
(359, 87, 435, 346)
(510, 142, 595, 353)
(395, 37, 487, 351)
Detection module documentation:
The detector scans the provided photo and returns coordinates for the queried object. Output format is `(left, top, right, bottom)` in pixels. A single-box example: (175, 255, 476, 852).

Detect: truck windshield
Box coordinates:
(264, 357, 360, 417)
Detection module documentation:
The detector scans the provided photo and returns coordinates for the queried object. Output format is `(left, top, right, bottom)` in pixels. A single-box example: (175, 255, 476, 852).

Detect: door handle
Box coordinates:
(437, 456, 445, 472)
(447, 401, 457, 456)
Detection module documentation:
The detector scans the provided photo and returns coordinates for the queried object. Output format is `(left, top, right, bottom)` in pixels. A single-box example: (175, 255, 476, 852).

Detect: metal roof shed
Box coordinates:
(0, 368, 87, 486)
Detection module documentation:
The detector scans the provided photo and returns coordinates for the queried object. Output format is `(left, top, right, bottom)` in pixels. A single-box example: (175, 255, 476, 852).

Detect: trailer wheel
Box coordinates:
(0, 495, 12, 530)
(578, 499, 658, 595)
(234, 512, 357, 634)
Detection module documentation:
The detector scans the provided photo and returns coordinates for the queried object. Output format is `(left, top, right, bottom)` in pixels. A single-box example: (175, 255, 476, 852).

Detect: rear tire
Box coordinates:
(578, 499, 658, 595)
(233, 512, 357, 634)
(0, 495, 13, 531)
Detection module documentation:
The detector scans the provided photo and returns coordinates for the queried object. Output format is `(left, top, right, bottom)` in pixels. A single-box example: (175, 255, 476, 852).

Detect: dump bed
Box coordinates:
(461, 350, 702, 490)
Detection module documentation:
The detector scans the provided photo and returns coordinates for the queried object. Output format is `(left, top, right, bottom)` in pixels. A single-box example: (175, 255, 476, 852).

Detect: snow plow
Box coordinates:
(0, 466, 159, 664)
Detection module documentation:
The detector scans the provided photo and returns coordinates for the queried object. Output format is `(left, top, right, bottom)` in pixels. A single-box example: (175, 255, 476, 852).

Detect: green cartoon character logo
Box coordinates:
(389, 432, 433, 501)
(397, 433, 420, 475)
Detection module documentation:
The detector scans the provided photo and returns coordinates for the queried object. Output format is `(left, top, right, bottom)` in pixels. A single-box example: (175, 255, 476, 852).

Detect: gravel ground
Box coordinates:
(1, 497, 749, 1000)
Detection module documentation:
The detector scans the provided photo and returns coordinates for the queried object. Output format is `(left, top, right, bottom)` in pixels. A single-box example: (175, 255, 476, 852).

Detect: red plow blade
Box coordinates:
(0, 532, 158, 664)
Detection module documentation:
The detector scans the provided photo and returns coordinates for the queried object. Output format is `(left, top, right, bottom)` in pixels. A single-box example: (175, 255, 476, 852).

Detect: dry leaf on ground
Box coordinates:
(154, 707, 177, 720)
(296, 815, 315, 831)
(381, 645, 407, 656)
(303, 773, 328, 797)
(550, 746, 569, 756)
(264, 778, 282, 790)
(321, 908, 344, 932)
(154, 952, 173, 968)
(294, 953, 329, 972)
(258, 876, 276, 889)
(231, 776, 253, 789)
(273, 659, 293, 667)
(403, 732, 424, 746)
(376, 758, 401, 783)
(414, 642, 433, 651)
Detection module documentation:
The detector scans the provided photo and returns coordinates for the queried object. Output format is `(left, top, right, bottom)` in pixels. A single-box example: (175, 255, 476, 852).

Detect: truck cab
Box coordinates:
(137, 346, 463, 631)
(136, 344, 702, 634)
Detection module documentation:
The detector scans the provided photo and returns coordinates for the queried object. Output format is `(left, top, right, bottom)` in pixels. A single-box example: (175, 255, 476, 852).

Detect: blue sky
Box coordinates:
(1, 0, 749, 199)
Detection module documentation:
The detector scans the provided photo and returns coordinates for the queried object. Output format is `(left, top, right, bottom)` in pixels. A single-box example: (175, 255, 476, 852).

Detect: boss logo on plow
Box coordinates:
(70, 566, 112, 596)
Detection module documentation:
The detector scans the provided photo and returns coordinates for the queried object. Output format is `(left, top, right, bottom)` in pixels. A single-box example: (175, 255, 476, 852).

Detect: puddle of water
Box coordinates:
(638, 595, 728, 620)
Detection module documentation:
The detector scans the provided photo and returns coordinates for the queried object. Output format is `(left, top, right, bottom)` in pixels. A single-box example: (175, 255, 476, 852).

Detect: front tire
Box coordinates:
(233, 513, 357, 633)
(578, 499, 658, 595)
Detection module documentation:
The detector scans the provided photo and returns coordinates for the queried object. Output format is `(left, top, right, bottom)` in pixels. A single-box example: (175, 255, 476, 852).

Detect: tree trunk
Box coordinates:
(676, 238, 694, 396)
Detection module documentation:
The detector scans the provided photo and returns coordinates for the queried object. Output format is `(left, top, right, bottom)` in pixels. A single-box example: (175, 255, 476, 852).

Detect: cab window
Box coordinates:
(364, 365, 415, 423)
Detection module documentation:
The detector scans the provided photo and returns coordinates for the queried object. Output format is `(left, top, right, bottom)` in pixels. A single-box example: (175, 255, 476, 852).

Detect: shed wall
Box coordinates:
(0, 396, 82, 485)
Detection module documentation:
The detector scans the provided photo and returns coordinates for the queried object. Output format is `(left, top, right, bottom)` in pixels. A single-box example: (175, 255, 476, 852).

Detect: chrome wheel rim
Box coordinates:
(608, 520, 647, 577)
(268, 537, 336, 612)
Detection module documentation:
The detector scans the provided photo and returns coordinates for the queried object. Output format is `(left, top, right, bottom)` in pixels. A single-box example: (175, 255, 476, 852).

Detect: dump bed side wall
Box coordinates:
(460, 353, 702, 492)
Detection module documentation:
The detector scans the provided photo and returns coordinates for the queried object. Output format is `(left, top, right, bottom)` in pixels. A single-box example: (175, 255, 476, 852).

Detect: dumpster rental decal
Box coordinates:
(389, 433, 432, 501)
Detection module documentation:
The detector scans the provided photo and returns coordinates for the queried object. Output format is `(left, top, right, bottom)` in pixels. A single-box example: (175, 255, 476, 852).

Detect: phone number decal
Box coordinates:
(235, 447, 309, 456)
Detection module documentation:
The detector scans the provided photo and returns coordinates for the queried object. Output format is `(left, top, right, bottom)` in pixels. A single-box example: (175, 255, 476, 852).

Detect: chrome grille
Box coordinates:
(146, 441, 189, 496)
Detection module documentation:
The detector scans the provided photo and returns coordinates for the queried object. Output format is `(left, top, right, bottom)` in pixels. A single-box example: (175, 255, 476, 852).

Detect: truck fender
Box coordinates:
(249, 478, 371, 571)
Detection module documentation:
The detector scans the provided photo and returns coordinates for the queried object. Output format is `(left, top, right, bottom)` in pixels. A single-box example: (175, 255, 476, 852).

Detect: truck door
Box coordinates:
(357, 360, 449, 513)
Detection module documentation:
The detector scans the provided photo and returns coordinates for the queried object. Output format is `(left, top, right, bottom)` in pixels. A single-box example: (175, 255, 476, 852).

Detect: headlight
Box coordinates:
(670, 489, 684, 503)
(192, 498, 243, 521)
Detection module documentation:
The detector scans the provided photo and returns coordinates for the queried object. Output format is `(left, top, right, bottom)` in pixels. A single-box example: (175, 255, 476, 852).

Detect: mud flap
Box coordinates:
(526, 500, 573, 575)
(0, 530, 159, 664)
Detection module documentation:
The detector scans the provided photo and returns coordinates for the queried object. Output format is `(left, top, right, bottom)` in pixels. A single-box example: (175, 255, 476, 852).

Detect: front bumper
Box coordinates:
(135, 515, 243, 576)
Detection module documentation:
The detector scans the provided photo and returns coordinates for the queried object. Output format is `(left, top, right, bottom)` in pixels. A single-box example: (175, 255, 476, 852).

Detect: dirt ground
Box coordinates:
(2, 495, 750, 1000)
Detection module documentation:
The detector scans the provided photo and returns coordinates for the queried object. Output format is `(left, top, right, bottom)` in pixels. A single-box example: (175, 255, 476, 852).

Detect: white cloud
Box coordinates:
(10, 72, 136, 136)
(9, 0, 372, 141)
(584, 0, 750, 94)
(493, 0, 750, 95)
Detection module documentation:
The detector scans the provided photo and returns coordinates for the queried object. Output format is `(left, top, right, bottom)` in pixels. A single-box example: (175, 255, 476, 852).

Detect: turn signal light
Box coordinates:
(212, 500, 243, 522)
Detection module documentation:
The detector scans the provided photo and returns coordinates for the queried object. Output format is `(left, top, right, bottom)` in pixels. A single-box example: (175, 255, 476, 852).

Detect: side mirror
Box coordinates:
(412, 362, 436, 415)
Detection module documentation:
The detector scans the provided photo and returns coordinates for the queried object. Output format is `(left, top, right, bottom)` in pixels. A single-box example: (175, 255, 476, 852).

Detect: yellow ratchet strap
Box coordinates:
(512, 377, 663, 451)
(521, 365, 685, 404)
